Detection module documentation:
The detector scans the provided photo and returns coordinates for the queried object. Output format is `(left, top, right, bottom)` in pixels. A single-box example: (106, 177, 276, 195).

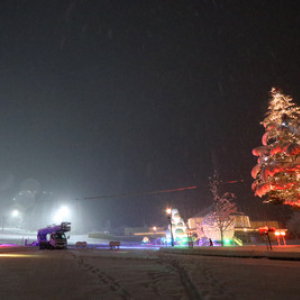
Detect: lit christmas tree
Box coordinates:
(252, 88, 300, 207)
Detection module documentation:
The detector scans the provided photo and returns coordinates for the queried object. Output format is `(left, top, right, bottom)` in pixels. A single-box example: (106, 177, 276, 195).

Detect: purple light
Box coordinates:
(0, 244, 19, 247)
(120, 245, 160, 250)
(93, 245, 160, 250)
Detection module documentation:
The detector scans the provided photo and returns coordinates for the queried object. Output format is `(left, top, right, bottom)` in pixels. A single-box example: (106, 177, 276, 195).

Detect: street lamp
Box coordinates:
(166, 208, 174, 247)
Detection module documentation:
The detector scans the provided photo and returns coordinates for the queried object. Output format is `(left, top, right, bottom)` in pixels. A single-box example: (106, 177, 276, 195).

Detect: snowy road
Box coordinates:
(0, 246, 299, 300)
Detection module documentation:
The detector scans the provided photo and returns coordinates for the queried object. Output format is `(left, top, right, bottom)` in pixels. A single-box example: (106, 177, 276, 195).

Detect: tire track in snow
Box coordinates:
(158, 254, 202, 300)
(68, 250, 132, 300)
(159, 253, 236, 300)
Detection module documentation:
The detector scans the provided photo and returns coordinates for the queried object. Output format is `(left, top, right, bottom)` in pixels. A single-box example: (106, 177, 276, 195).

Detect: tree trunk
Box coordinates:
(220, 228, 224, 247)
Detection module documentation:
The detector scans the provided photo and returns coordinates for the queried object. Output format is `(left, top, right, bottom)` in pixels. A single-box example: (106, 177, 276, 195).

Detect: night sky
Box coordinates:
(0, 0, 299, 228)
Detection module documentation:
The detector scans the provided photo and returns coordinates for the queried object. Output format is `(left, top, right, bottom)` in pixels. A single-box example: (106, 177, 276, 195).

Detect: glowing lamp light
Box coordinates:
(142, 237, 149, 244)
(53, 206, 70, 224)
(60, 206, 69, 215)
(12, 210, 19, 217)
(275, 230, 286, 236)
(166, 208, 172, 215)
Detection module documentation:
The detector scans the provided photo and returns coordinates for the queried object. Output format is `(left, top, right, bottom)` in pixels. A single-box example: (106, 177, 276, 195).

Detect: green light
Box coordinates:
(224, 238, 231, 246)
(182, 237, 188, 244)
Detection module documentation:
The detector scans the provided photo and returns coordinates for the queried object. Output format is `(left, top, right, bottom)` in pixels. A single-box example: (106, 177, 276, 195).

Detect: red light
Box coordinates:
(259, 226, 269, 235)
(275, 230, 286, 236)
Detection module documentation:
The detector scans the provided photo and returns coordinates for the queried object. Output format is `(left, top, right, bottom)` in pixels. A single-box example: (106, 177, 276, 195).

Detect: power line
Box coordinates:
(222, 179, 245, 184)
(77, 179, 246, 201)
(78, 186, 198, 200)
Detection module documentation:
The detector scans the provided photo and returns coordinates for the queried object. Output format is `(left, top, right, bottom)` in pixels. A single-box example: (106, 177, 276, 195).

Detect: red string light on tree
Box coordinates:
(252, 88, 300, 207)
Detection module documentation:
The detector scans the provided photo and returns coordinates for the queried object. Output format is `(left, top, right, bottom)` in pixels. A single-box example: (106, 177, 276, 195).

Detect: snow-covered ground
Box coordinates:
(1, 229, 300, 299)
(0, 245, 300, 299)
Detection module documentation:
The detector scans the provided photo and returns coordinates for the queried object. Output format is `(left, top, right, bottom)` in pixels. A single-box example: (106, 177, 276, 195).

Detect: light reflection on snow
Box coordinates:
(93, 245, 160, 250)
(120, 246, 160, 250)
(0, 254, 40, 257)
(0, 244, 19, 247)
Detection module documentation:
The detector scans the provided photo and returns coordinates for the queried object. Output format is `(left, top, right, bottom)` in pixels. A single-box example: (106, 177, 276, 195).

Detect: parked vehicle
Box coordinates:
(37, 222, 71, 249)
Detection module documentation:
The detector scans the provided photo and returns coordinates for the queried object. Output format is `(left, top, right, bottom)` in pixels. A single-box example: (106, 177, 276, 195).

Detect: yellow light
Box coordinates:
(0, 254, 41, 257)
(166, 208, 172, 215)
